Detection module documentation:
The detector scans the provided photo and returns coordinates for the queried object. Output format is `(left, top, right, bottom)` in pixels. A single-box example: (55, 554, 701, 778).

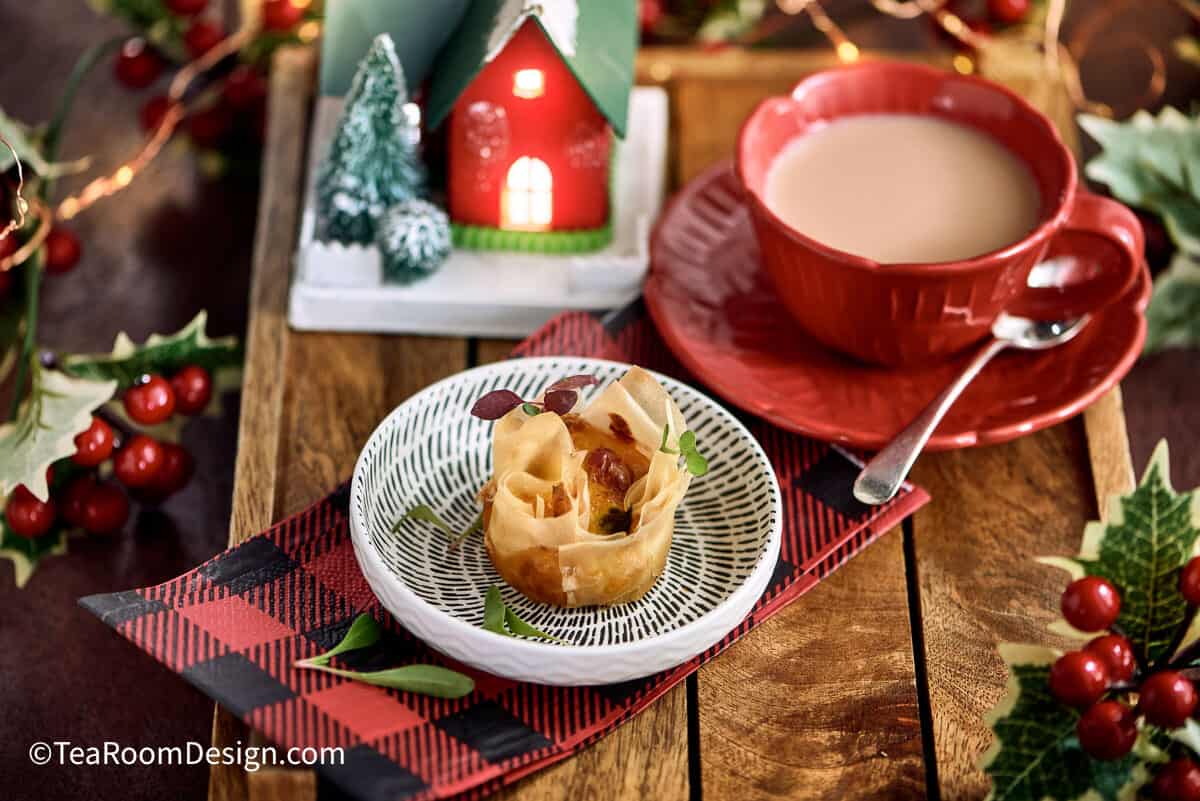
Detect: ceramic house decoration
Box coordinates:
(425, 0, 637, 253)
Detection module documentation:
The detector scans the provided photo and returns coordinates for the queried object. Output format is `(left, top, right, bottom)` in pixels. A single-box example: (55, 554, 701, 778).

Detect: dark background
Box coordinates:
(0, 1, 1196, 798)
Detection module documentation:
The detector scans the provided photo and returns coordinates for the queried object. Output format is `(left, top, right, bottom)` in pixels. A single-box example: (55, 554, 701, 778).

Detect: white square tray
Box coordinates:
(288, 86, 669, 337)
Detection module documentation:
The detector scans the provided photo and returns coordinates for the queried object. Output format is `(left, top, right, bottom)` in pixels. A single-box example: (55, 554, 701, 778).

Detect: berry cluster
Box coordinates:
(2, 365, 212, 540)
(1050, 568, 1200, 798)
(0, 202, 82, 290)
(931, 0, 1033, 49)
(110, 0, 306, 153)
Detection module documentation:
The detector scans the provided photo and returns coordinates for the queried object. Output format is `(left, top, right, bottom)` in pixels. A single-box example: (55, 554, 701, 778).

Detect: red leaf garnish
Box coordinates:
(470, 389, 525, 420)
(546, 374, 599, 393)
(542, 389, 578, 415)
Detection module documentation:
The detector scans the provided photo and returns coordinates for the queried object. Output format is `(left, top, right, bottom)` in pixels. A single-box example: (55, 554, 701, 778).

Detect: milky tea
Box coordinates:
(763, 114, 1042, 264)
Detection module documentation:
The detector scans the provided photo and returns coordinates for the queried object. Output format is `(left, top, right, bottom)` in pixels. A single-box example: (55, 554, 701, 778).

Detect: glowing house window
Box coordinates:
(512, 69, 544, 98)
(502, 156, 552, 230)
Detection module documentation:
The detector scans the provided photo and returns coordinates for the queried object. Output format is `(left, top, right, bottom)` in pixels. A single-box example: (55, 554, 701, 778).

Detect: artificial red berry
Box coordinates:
(148, 442, 194, 497)
(114, 435, 165, 488)
(183, 19, 225, 59)
(1061, 576, 1121, 632)
(639, 0, 664, 33)
(222, 65, 267, 111)
(1139, 671, 1197, 728)
(1076, 701, 1137, 761)
(170, 365, 213, 415)
(114, 38, 163, 89)
(123, 374, 176, 425)
(43, 227, 81, 275)
(81, 481, 130, 535)
(1153, 759, 1200, 801)
(61, 475, 96, 527)
(987, 0, 1031, 24)
(1085, 634, 1137, 683)
(166, 0, 208, 15)
(140, 95, 173, 133)
(1049, 651, 1110, 708)
(72, 416, 115, 467)
(187, 104, 234, 148)
(262, 0, 305, 30)
(0, 234, 16, 297)
(1181, 557, 1200, 606)
(5, 485, 56, 538)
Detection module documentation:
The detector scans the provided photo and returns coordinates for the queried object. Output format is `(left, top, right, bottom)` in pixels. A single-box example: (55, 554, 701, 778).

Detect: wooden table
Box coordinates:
(209, 45, 1138, 801)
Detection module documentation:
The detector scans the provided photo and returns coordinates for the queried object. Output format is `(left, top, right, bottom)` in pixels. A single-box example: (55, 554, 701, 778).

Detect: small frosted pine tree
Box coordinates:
(316, 34, 427, 245)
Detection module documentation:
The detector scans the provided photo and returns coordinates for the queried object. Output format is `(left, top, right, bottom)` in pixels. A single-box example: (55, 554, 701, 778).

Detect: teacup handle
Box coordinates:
(1008, 191, 1143, 320)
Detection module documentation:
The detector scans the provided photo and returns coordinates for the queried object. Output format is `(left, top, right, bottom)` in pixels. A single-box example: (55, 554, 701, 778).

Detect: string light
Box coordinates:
(0, 132, 28, 247)
(0, 13, 264, 271)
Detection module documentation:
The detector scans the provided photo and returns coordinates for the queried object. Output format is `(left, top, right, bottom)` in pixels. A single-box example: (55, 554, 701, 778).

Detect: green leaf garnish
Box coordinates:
(482, 585, 563, 642)
(522, 402, 541, 416)
(659, 425, 707, 476)
(294, 613, 474, 698)
(448, 512, 483, 551)
(395, 504, 455, 536)
(678, 430, 708, 476)
(304, 613, 381, 666)
(394, 505, 482, 550)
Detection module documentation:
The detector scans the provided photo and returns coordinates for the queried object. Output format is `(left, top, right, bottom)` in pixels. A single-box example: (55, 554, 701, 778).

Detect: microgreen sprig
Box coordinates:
(294, 613, 475, 698)
(482, 586, 564, 642)
(660, 424, 709, 477)
(470, 374, 599, 420)
(394, 505, 481, 551)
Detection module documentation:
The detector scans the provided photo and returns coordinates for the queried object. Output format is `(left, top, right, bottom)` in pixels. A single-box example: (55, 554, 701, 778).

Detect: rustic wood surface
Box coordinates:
(217, 44, 1140, 801)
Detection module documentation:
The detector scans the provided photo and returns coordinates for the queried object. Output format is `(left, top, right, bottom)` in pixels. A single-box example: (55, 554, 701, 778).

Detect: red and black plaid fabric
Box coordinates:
(82, 305, 929, 801)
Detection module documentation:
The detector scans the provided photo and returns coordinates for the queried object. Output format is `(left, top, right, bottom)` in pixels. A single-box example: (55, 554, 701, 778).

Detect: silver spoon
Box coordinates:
(852, 312, 1090, 506)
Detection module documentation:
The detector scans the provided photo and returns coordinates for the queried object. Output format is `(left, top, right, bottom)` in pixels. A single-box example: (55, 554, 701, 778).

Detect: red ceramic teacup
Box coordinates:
(736, 61, 1143, 367)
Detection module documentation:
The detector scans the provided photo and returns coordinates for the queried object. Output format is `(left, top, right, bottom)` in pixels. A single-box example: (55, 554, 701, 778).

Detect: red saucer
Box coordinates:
(643, 164, 1151, 451)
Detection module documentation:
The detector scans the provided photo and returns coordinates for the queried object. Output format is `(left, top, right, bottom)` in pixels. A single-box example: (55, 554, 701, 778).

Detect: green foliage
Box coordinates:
(1080, 108, 1200, 255)
(61, 311, 241, 391)
(0, 515, 69, 588)
(0, 364, 116, 502)
(1145, 253, 1200, 354)
(316, 34, 427, 246)
(294, 613, 474, 698)
(1044, 442, 1199, 666)
(483, 586, 562, 642)
(982, 646, 1149, 801)
(984, 442, 1200, 801)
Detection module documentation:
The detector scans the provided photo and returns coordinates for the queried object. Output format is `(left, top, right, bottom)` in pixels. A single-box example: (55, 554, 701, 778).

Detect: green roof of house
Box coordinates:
(425, 0, 637, 139)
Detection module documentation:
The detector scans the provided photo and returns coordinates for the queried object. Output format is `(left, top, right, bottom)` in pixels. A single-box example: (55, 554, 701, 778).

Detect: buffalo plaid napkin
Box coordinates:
(82, 303, 929, 801)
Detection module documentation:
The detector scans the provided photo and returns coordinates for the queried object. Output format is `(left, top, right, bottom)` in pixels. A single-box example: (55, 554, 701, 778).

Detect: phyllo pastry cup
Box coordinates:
(480, 367, 693, 607)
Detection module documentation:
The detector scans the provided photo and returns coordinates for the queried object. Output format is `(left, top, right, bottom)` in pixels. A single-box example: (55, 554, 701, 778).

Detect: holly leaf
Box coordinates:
(62, 311, 242, 392)
(0, 364, 116, 501)
(1079, 108, 1200, 256)
(0, 514, 68, 588)
(981, 644, 1149, 801)
(1041, 442, 1199, 666)
(1145, 253, 1200, 354)
(0, 107, 91, 178)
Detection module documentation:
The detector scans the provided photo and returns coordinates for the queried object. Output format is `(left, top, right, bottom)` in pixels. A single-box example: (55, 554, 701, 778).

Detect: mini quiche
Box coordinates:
(475, 367, 693, 607)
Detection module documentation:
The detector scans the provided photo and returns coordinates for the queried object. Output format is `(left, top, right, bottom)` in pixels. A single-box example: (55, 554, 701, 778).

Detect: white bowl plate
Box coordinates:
(349, 357, 782, 685)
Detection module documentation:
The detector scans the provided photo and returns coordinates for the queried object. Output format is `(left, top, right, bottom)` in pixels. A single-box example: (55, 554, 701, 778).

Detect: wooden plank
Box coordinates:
(700, 530, 925, 800)
(478, 337, 691, 801)
(1083, 388, 1136, 506)
(910, 426, 1096, 799)
(209, 45, 316, 801)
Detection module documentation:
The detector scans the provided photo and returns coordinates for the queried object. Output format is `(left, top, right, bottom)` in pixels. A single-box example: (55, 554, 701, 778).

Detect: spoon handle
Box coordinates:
(853, 337, 1010, 505)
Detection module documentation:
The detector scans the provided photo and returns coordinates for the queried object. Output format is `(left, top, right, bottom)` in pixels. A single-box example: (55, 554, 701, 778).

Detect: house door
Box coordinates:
(501, 156, 552, 231)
